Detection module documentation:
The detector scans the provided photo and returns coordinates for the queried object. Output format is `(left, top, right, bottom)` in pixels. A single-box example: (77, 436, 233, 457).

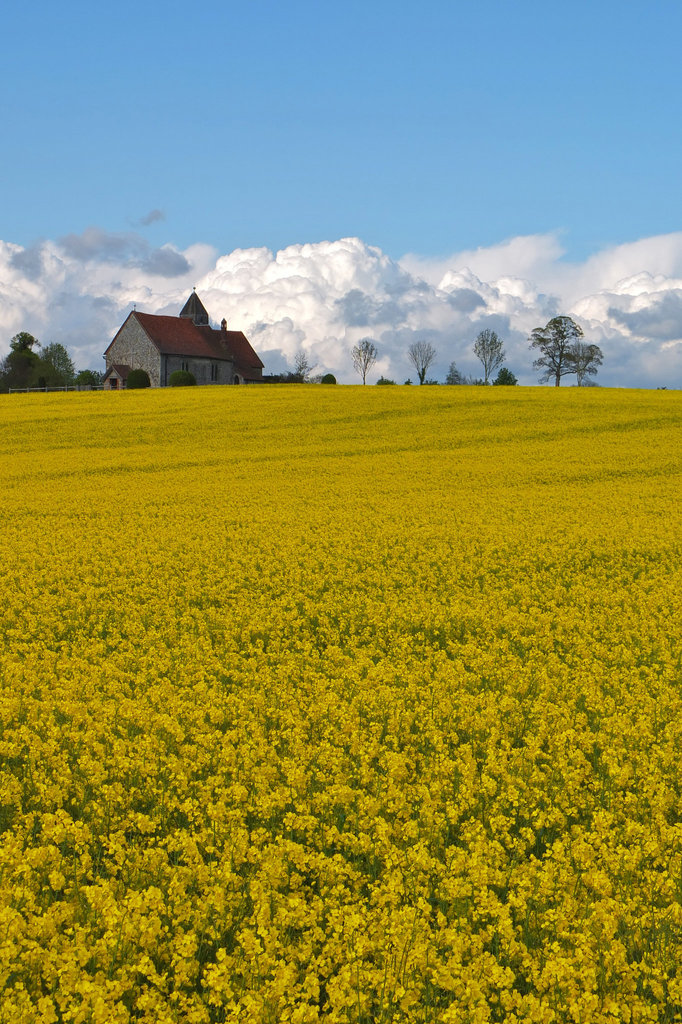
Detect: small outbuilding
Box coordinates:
(103, 291, 264, 388)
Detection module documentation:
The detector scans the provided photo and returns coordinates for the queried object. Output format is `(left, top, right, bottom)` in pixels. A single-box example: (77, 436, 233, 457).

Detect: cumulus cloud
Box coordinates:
(403, 234, 566, 295)
(0, 230, 680, 387)
(606, 291, 682, 342)
(9, 244, 47, 281)
(55, 227, 191, 278)
(57, 227, 137, 263)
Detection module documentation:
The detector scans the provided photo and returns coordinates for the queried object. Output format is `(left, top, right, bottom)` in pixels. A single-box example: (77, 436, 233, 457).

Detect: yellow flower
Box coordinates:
(1, 385, 681, 1021)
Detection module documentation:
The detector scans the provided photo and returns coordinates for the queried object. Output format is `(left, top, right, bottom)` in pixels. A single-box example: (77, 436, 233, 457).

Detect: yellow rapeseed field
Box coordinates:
(1, 384, 681, 1024)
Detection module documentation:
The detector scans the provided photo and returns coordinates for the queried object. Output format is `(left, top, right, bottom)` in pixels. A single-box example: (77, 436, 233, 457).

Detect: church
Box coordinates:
(103, 291, 264, 388)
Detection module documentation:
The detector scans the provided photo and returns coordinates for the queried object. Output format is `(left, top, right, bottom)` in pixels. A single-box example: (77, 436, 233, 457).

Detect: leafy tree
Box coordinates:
(445, 362, 464, 385)
(75, 369, 103, 387)
(41, 342, 76, 385)
(320, 373, 337, 384)
(10, 331, 39, 352)
(0, 332, 42, 390)
(445, 362, 485, 385)
(570, 341, 603, 386)
(530, 316, 583, 386)
(351, 338, 378, 384)
(126, 369, 151, 389)
(0, 334, 80, 391)
(407, 341, 437, 384)
(492, 367, 518, 386)
(375, 376, 396, 385)
(35, 361, 68, 388)
(473, 329, 505, 384)
(0, 352, 33, 391)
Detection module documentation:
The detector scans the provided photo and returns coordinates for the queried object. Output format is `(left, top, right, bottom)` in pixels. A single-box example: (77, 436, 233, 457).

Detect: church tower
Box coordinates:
(179, 289, 210, 326)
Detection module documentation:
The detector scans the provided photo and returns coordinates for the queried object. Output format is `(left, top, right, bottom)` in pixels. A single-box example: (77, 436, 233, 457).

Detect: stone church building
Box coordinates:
(103, 291, 264, 388)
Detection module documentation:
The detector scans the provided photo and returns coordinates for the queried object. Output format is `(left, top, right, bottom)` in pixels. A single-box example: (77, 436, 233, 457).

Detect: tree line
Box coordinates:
(0, 333, 103, 392)
(3, 316, 605, 392)
(350, 316, 603, 386)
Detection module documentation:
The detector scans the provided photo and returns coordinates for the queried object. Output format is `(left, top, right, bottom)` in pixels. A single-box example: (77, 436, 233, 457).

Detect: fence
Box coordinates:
(8, 385, 105, 393)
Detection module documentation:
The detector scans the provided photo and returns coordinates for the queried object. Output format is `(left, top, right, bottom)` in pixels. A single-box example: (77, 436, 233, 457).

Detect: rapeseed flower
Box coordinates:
(1, 385, 681, 1021)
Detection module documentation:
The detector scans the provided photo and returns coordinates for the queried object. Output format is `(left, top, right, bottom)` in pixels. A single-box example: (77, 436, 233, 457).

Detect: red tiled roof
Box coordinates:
(134, 312, 264, 370)
(227, 331, 267, 377)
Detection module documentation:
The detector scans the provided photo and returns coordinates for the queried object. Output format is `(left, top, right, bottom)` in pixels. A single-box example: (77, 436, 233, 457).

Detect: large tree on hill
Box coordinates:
(351, 338, 378, 384)
(570, 340, 604, 386)
(0, 332, 41, 391)
(407, 341, 437, 384)
(530, 316, 583, 387)
(41, 342, 76, 385)
(473, 329, 506, 384)
(10, 331, 39, 352)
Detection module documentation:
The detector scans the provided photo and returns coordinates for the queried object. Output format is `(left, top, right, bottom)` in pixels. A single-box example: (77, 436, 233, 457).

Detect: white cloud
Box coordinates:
(402, 233, 566, 290)
(1, 230, 681, 388)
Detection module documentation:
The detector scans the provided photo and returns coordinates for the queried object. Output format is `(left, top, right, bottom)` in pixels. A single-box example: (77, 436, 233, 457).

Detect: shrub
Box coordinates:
(492, 367, 518, 386)
(126, 369, 151, 389)
(375, 376, 396, 385)
(321, 373, 337, 385)
(169, 370, 197, 387)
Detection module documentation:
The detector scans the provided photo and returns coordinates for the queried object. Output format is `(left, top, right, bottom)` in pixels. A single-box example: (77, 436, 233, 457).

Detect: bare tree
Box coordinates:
(473, 329, 505, 384)
(407, 341, 437, 384)
(530, 316, 583, 387)
(351, 338, 378, 384)
(293, 350, 315, 382)
(570, 341, 603, 386)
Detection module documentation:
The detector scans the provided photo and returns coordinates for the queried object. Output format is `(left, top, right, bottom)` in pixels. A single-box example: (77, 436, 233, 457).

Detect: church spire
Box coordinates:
(179, 288, 209, 326)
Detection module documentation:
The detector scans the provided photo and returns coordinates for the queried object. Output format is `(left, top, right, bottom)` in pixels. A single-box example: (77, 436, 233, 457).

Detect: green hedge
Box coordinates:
(126, 369, 151, 389)
(169, 370, 197, 387)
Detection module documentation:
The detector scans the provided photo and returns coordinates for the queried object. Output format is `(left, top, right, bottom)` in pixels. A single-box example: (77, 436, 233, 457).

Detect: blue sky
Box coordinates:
(3, 0, 682, 261)
(2, 1, 682, 387)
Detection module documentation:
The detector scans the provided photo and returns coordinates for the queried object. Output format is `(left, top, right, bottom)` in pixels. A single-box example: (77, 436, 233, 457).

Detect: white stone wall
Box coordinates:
(106, 318, 161, 386)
